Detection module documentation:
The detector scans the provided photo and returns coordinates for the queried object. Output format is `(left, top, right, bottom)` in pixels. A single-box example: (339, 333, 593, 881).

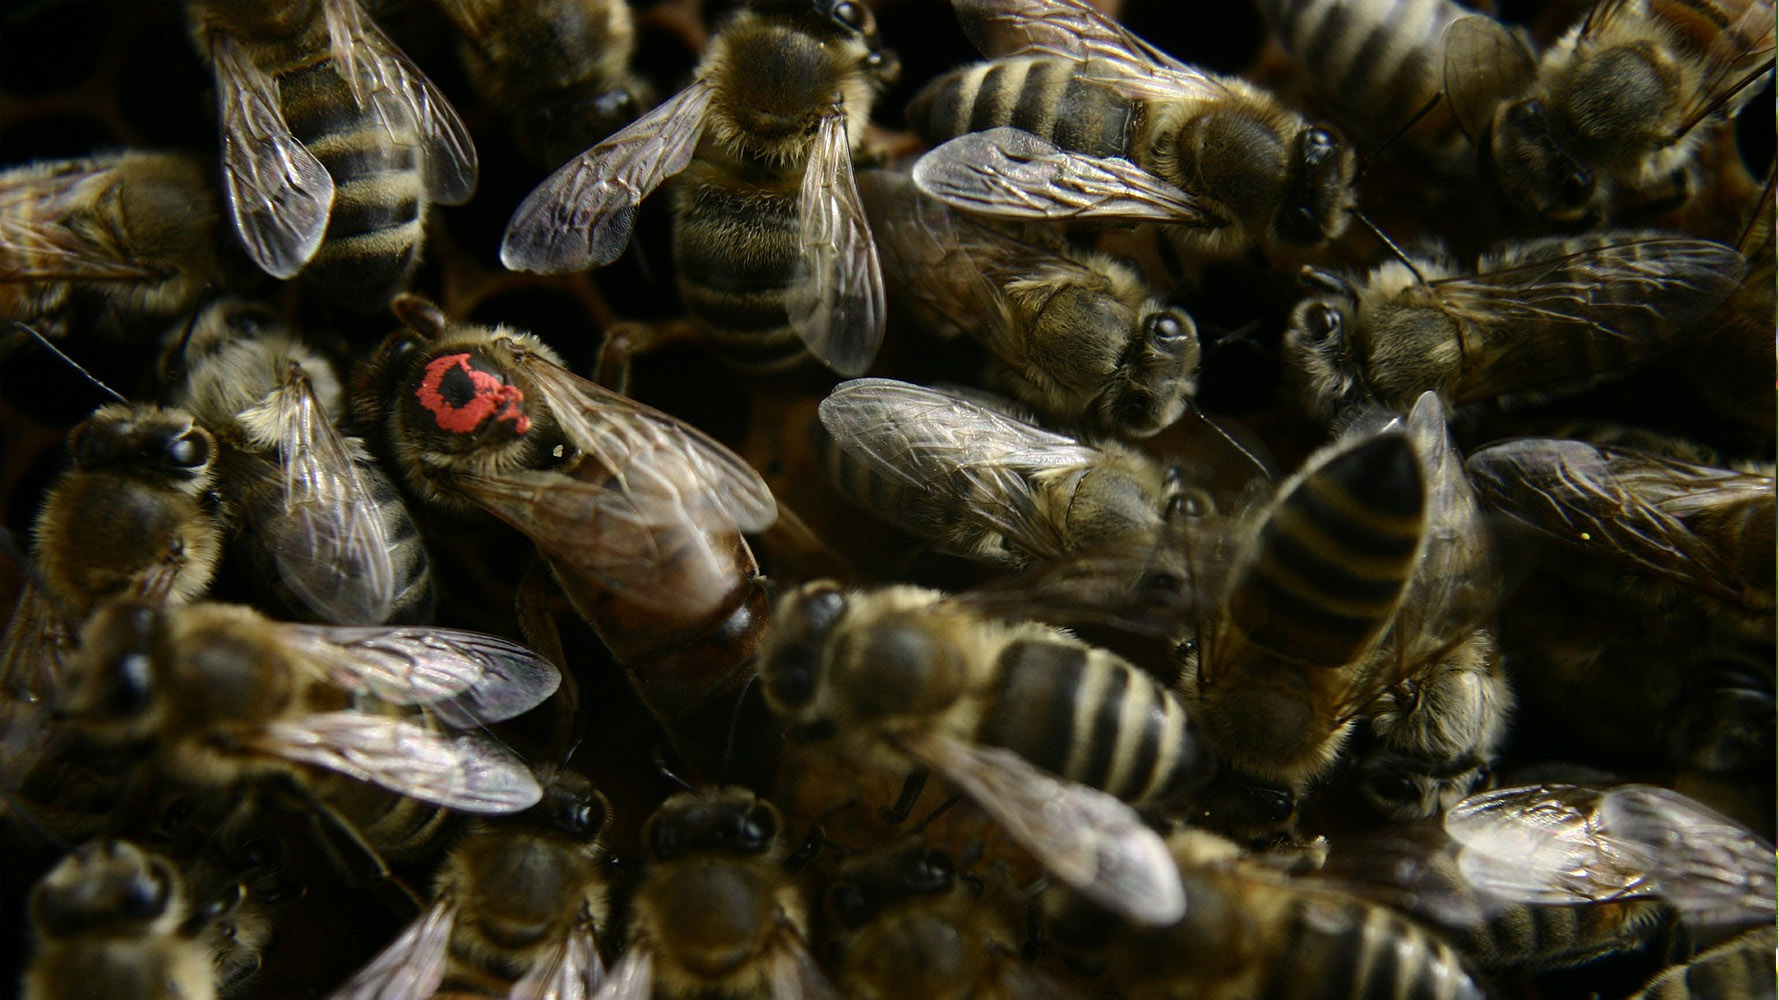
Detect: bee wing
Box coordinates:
(858, 169, 1021, 340)
(912, 128, 1225, 228)
(1444, 784, 1655, 905)
(278, 624, 560, 726)
(1466, 437, 1771, 606)
(901, 731, 1186, 927)
(522, 358, 777, 533)
(1431, 234, 1746, 397)
(502, 79, 714, 273)
(510, 911, 608, 1000)
(323, 0, 478, 204)
(1441, 14, 1537, 143)
(207, 28, 334, 278)
(589, 945, 654, 1000)
(787, 111, 886, 377)
(1598, 784, 1777, 926)
(950, 0, 1233, 103)
(248, 371, 397, 625)
(0, 580, 74, 707)
(0, 161, 167, 283)
(766, 933, 845, 1000)
(324, 895, 454, 1000)
(819, 378, 1110, 561)
(252, 711, 544, 813)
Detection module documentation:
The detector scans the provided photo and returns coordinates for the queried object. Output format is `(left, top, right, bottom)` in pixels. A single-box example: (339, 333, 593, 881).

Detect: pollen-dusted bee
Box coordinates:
(186, 0, 478, 311)
(171, 298, 434, 625)
(812, 378, 1185, 569)
(23, 839, 267, 1000)
(501, 0, 899, 376)
(859, 170, 1200, 439)
(823, 838, 1073, 1000)
(1282, 231, 1746, 421)
(1443, 0, 1777, 220)
(433, 0, 649, 169)
(1042, 827, 1488, 1000)
(595, 787, 840, 1000)
(0, 152, 221, 341)
(324, 772, 613, 1000)
(353, 296, 778, 781)
(760, 579, 1200, 926)
(58, 597, 557, 819)
(907, 0, 1358, 256)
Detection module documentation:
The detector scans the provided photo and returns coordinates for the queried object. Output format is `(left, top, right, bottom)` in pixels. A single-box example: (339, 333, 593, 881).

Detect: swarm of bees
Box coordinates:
(1, 0, 1772, 998)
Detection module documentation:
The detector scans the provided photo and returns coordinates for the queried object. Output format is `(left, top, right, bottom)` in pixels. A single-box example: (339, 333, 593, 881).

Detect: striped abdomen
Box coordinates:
(357, 456, 436, 625)
(672, 158, 808, 373)
(1255, 888, 1483, 1000)
(1630, 923, 1776, 1000)
(907, 56, 1138, 158)
(1226, 432, 1425, 670)
(809, 419, 1007, 563)
(1257, 0, 1467, 146)
(262, 29, 426, 311)
(977, 639, 1204, 803)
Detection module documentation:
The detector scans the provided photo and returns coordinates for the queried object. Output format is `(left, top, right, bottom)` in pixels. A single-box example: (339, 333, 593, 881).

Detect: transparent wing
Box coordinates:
(278, 623, 560, 726)
(253, 712, 543, 813)
(1445, 784, 1654, 905)
(1598, 784, 1777, 926)
(589, 945, 654, 1000)
(765, 934, 845, 1000)
(1466, 437, 1773, 606)
(818, 378, 1109, 561)
(511, 914, 607, 1000)
(521, 356, 777, 533)
(787, 110, 885, 377)
(902, 732, 1185, 927)
(0, 160, 166, 283)
(323, 0, 478, 203)
(914, 129, 1224, 228)
(501, 79, 713, 272)
(208, 28, 333, 278)
(857, 168, 1021, 340)
(1441, 14, 1537, 143)
(251, 369, 396, 625)
(1672, 0, 1776, 137)
(0, 580, 73, 707)
(323, 896, 453, 1000)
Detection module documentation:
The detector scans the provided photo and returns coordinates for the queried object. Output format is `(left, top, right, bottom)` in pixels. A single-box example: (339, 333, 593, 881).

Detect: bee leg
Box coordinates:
(593, 319, 700, 393)
(879, 766, 929, 824)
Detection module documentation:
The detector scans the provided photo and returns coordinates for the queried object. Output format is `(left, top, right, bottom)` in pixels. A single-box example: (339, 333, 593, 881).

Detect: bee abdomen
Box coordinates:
(1258, 0, 1463, 141)
(978, 640, 1204, 802)
(673, 174, 807, 373)
(1633, 924, 1776, 1000)
(1266, 897, 1481, 1000)
(1230, 434, 1424, 667)
(364, 460, 436, 625)
(908, 56, 1135, 159)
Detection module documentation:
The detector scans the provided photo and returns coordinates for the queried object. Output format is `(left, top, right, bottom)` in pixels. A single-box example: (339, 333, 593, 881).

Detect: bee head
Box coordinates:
(31, 840, 179, 940)
(1283, 271, 1365, 420)
(59, 598, 164, 741)
(1089, 306, 1200, 438)
(69, 404, 215, 489)
(645, 787, 781, 861)
(1278, 125, 1356, 246)
(1485, 99, 1596, 222)
(827, 842, 955, 929)
(761, 581, 848, 721)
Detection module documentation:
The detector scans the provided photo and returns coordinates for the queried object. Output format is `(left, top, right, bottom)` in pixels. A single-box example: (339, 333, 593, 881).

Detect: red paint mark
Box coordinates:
(415, 353, 532, 435)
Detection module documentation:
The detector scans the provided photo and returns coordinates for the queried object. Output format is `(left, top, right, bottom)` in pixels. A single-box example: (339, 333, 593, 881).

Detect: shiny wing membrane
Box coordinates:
(0, 161, 166, 283)
(253, 712, 544, 812)
(510, 914, 608, 1000)
(323, 896, 454, 1000)
(1441, 14, 1537, 143)
(280, 622, 560, 726)
(1445, 784, 1654, 905)
(788, 110, 886, 377)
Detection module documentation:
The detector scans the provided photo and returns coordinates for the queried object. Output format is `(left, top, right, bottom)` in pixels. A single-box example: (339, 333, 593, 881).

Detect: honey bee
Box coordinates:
(57, 597, 557, 819)
(1681, 173, 1775, 440)
(1042, 827, 1488, 1000)
(23, 838, 266, 1000)
(760, 579, 1201, 926)
(172, 298, 434, 625)
(433, 0, 649, 169)
(324, 772, 612, 1000)
(812, 378, 1185, 569)
(1444, 783, 1776, 929)
(1256, 0, 1472, 152)
(1629, 922, 1776, 999)
(500, 0, 899, 376)
(186, 0, 479, 311)
(859, 170, 1200, 439)
(595, 786, 840, 1000)
(907, 0, 1358, 256)
(0, 152, 220, 341)
(1282, 231, 1746, 421)
(1443, 0, 1777, 221)
(824, 838, 1073, 1000)
(352, 296, 778, 781)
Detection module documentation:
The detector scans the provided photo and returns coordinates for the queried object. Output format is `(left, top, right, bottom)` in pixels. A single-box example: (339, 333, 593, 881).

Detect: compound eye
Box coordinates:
(166, 431, 210, 469)
(1301, 303, 1342, 344)
(1146, 311, 1190, 344)
(1559, 168, 1595, 208)
(1370, 773, 1418, 806)
(740, 803, 777, 848)
(125, 865, 172, 919)
(1303, 127, 1338, 166)
(910, 849, 953, 889)
(1247, 785, 1295, 824)
(832, 0, 864, 29)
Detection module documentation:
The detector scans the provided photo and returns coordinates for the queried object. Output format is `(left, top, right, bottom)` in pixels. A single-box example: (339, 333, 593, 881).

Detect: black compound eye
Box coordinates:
(1246, 785, 1295, 824)
(1559, 168, 1595, 207)
(1372, 773, 1418, 804)
(1146, 311, 1189, 344)
(831, 0, 864, 29)
(1302, 303, 1342, 343)
(126, 866, 171, 919)
(165, 432, 209, 469)
(1303, 127, 1338, 166)
(739, 803, 776, 848)
(105, 651, 155, 716)
(909, 849, 953, 890)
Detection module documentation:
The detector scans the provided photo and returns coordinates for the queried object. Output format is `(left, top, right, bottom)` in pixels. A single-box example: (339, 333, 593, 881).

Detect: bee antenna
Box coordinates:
(10, 323, 128, 404)
(650, 743, 697, 793)
(157, 282, 219, 405)
(1355, 92, 1443, 184)
(717, 671, 763, 785)
(391, 293, 450, 340)
(907, 793, 964, 836)
(557, 735, 585, 773)
(1348, 210, 1426, 284)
